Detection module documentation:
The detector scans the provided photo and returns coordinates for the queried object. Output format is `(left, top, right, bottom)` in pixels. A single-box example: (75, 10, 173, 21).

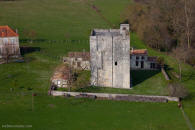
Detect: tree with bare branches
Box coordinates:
(183, 0, 193, 48)
(122, 0, 195, 51)
(172, 46, 188, 81)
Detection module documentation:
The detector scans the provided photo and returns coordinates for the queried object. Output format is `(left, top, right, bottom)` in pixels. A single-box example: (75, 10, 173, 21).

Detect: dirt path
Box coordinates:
(180, 107, 194, 130)
(86, 2, 114, 28)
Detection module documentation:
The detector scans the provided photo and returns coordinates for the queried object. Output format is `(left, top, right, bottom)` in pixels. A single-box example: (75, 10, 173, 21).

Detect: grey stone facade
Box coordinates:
(130, 49, 158, 70)
(63, 52, 90, 70)
(90, 24, 130, 89)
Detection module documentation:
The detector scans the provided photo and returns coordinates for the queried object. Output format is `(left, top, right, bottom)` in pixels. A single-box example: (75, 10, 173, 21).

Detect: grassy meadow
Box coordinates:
(0, 0, 194, 129)
(0, 95, 188, 130)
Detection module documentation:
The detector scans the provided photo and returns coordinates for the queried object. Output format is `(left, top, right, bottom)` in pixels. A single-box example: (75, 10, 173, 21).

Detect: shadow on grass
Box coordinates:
(20, 46, 40, 56)
(74, 70, 161, 92)
(183, 92, 195, 103)
(131, 70, 160, 87)
(75, 86, 103, 93)
(20, 39, 48, 43)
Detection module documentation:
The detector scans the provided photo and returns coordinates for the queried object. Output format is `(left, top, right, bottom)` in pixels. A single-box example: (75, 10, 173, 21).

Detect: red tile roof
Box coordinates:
(0, 26, 18, 37)
(130, 49, 148, 55)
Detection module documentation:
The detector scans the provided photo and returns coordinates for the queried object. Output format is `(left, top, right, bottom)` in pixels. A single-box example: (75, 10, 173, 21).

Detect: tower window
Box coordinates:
(115, 61, 117, 66)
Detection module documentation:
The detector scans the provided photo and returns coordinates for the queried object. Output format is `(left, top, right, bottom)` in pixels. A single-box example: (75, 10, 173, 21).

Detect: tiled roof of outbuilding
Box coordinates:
(0, 26, 18, 37)
(130, 49, 148, 55)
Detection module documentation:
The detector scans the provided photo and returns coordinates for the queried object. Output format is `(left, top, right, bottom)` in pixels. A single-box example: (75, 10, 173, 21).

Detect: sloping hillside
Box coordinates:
(0, 0, 194, 129)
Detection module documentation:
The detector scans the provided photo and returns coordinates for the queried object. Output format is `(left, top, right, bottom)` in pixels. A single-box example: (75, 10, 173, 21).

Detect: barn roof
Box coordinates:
(0, 25, 18, 37)
(130, 49, 148, 55)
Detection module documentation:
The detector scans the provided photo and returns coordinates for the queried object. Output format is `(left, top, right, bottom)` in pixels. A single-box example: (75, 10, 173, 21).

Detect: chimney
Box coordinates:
(15, 29, 18, 34)
(131, 47, 134, 53)
(120, 24, 129, 34)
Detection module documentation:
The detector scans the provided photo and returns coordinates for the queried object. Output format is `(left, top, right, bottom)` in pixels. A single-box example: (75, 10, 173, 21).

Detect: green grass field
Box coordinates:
(0, 0, 195, 129)
(0, 94, 188, 130)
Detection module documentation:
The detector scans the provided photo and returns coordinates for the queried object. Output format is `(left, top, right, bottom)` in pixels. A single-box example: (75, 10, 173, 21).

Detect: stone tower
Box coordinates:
(90, 24, 130, 89)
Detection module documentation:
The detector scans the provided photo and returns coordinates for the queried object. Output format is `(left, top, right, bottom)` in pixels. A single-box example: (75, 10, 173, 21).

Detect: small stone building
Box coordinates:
(51, 65, 72, 88)
(130, 49, 158, 70)
(63, 52, 90, 70)
(90, 24, 130, 89)
(0, 26, 20, 59)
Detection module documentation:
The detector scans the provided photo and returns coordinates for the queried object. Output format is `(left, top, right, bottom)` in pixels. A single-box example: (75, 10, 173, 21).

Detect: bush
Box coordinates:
(157, 56, 165, 66)
(168, 83, 188, 98)
(71, 70, 90, 91)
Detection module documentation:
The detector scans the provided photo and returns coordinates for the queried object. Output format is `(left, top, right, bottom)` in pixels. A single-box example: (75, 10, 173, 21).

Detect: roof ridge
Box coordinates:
(0, 25, 18, 37)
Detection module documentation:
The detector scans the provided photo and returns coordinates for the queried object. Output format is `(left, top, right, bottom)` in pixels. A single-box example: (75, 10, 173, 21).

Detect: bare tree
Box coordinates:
(169, 0, 194, 49)
(172, 47, 188, 80)
(122, 0, 195, 51)
(184, 0, 193, 48)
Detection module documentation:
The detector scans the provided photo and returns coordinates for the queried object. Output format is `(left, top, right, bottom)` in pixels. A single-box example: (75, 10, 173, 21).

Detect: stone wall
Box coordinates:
(50, 91, 179, 102)
(51, 79, 68, 88)
(90, 24, 130, 89)
(63, 57, 90, 70)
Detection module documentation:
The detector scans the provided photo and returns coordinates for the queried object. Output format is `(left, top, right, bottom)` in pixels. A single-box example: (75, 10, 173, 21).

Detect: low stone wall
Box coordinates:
(50, 91, 179, 102)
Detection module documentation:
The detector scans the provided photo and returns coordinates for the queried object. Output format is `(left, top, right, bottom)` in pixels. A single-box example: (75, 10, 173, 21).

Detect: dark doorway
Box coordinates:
(141, 61, 144, 69)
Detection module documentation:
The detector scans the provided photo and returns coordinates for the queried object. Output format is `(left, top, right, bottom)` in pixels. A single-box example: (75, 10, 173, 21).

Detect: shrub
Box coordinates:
(71, 70, 90, 91)
(168, 82, 188, 98)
